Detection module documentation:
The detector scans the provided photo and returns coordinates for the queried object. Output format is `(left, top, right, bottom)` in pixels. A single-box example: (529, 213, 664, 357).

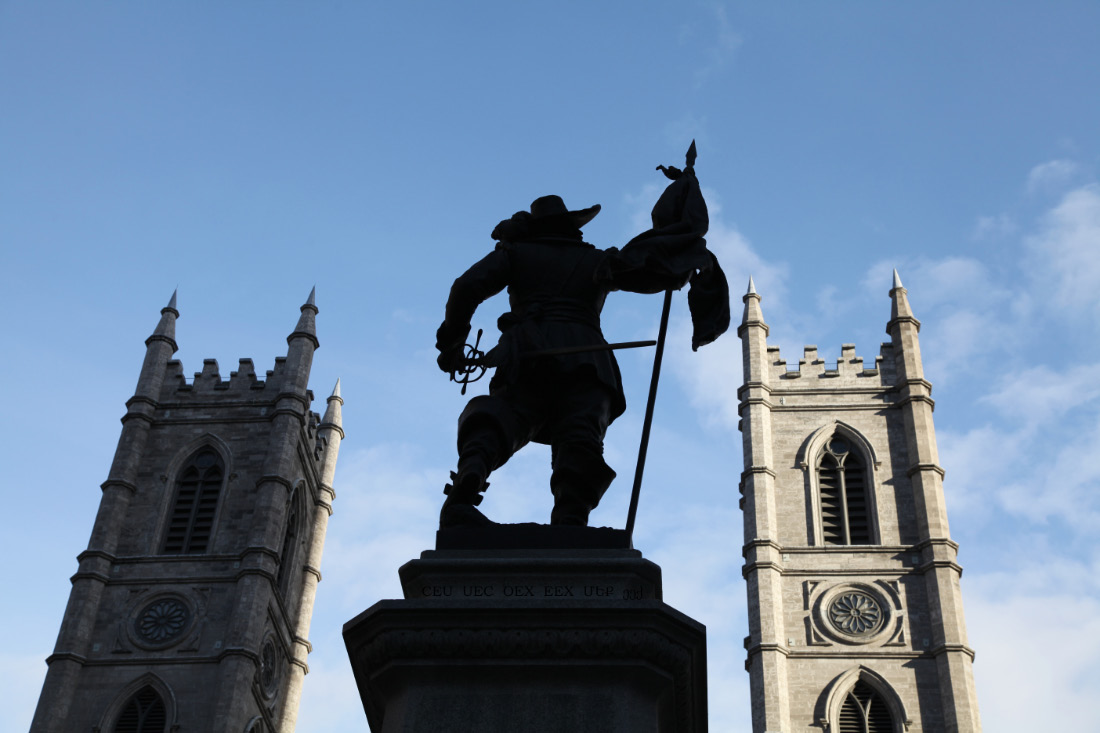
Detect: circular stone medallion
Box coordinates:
(827, 591, 884, 636)
(135, 598, 191, 645)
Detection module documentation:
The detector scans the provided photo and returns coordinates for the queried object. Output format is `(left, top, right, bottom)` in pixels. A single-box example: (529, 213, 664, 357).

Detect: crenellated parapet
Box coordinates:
(158, 352, 338, 476)
(160, 355, 310, 399)
(765, 341, 897, 386)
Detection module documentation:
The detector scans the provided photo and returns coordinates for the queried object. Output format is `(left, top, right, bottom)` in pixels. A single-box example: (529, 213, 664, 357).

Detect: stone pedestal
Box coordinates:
(343, 547, 707, 732)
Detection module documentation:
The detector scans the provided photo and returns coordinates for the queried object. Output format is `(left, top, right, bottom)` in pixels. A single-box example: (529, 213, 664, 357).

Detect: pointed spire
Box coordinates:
(147, 289, 179, 351)
(287, 286, 319, 348)
(739, 274, 769, 336)
(320, 377, 344, 436)
(887, 268, 920, 334)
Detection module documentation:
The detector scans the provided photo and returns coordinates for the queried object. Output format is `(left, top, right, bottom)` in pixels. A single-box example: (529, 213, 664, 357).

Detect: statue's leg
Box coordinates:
(442, 394, 531, 527)
(549, 443, 616, 526)
(548, 383, 616, 526)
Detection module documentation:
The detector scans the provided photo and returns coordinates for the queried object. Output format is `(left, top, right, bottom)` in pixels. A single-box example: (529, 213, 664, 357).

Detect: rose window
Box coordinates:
(828, 591, 883, 636)
(136, 598, 190, 644)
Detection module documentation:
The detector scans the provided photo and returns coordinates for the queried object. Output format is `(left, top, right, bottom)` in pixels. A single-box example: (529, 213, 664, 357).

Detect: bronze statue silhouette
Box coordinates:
(435, 143, 729, 529)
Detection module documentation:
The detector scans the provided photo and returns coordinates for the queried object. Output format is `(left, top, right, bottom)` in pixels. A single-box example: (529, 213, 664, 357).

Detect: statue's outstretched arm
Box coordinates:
(436, 246, 509, 372)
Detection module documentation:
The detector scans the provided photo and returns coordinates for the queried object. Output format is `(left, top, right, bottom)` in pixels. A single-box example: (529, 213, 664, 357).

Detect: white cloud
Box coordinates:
(692, 3, 743, 88)
(623, 183, 665, 234)
(670, 314, 742, 431)
(938, 362, 1100, 532)
(1024, 184, 1100, 317)
(862, 255, 1010, 311)
(295, 652, 367, 730)
(1026, 158, 1080, 195)
(972, 213, 1016, 240)
(859, 256, 1016, 385)
(815, 284, 844, 320)
(907, 257, 999, 307)
(999, 413, 1100, 531)
(980, 364, 1100, 428)
(967, 554, 1100, 731)
(938, 424, 1024, 518)
(0, 653, 45, 731)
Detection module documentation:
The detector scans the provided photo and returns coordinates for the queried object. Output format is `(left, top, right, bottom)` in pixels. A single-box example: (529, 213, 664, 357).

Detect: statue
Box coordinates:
(435, 143, 729, 529)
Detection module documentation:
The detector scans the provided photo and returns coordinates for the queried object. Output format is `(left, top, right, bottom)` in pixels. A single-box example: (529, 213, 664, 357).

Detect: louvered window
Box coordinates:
(162, 449, 224, 554)
(818, 437, 873, 545)
(837, 680, 895, 732)
(114, 685, 167, 733)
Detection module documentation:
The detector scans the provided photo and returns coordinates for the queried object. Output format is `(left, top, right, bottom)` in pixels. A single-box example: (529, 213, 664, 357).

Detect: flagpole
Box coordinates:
(625, 287, 674, 542)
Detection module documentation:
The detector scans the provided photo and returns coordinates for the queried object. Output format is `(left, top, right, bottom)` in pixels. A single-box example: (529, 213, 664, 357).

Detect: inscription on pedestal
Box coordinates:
(414, 579, 653, 602)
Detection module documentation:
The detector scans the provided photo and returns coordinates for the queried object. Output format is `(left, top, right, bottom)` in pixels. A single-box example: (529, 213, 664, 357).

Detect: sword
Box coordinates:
(463, 339, 657, 368)
(520, 340, 656, 360)
(449, 334, 656, 393)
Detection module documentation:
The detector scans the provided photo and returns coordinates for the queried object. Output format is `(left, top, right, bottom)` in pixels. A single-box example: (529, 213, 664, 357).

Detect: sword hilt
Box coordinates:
(449, 328, 487, 395)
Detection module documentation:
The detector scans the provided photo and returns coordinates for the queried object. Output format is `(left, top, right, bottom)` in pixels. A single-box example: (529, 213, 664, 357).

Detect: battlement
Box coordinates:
(766, 342, 896, 386)
(158, 354, 331, 466)
(161, 356, 304, 399)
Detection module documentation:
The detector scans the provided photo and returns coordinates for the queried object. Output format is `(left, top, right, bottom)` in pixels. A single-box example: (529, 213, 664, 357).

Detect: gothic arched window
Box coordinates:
(113, 685, 167, 733)
(817, 436, 873, 545)
(278, 486, 302, 598)
(162, 448, 224, 554)
(837, 680, 895, 732)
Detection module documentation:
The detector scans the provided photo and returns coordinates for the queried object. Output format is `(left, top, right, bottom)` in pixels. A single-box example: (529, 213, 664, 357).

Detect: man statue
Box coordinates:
(436, 149, 728, 529)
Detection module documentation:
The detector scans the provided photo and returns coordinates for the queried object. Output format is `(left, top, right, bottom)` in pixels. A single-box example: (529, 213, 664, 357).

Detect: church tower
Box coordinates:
(737, 273, 981, 732)
(31, 290, 344, 733)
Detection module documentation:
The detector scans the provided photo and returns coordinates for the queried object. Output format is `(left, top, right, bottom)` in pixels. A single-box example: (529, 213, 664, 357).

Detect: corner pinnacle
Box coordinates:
(287, 287, 319, 348)
(887, 268, 919, 334)
(321, 377, 344, 435)
(739, 274, 768, 335)
(148, 290, 179, 350)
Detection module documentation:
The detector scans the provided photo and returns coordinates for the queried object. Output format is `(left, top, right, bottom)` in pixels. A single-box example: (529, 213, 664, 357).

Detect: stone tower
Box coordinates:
(737, 273, 981, 732)
(30, 290, 344, 733)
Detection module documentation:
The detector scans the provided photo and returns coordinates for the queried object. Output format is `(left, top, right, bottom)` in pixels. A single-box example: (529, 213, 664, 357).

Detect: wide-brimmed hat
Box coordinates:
(529, 195, 601, 230)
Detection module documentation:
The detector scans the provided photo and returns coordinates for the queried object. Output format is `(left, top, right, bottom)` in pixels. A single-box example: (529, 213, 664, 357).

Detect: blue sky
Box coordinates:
(3, 2, 1100, 730)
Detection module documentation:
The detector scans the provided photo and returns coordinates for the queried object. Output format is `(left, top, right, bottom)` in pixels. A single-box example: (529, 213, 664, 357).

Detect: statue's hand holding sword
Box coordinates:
(447, 328, 657, 395)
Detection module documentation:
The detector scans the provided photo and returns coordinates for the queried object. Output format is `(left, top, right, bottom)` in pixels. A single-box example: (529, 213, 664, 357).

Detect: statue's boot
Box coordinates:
(549, 444, 616, 526)
(440, 458, 494, 528)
